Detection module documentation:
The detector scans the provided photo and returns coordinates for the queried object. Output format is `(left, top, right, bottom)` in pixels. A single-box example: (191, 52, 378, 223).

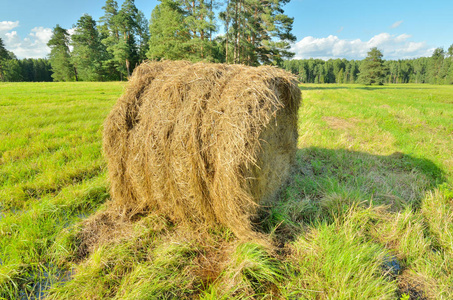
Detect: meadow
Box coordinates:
(0, 82, 452, 299)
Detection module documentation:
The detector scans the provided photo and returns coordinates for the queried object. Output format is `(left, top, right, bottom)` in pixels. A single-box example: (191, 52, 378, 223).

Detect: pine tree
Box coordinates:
(0, 37, 10, 81)
(3, 59, 22, 81)
(147, 0, 191, 60)
(1, 49, 24, 82)
(428, 48, 445, 84)
(147, 0, 219, 62)
(181, 0, 218, 60)
(99, 0, 122, 80)
(116, 0, 139, 77)
(135, 10, 150, 61)
(47, 25, 76, 82)
(219, 0, 295, 66)
(358, 47, 386, 85)
(71, 14, 106, 81)
(99, 0, 147, 79)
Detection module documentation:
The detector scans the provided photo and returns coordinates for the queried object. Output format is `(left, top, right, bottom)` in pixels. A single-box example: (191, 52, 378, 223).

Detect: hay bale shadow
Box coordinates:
(257, 147, 445, 239)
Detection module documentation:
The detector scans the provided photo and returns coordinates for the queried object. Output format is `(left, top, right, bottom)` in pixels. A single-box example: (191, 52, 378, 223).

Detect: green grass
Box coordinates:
(0, 82, 124, 299)
(1, 82, 453, 299)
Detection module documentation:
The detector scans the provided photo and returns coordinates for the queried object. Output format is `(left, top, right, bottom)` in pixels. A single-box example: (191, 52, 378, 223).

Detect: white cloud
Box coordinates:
(30, 27, 53, 44)
(0, 21, 19, 33)
(67, 28, 76, 36)
(291, 33, 435, 60)
(0, 21, 52, 58)
(337, 26, 344, 33)
(391, 20, 403, 29)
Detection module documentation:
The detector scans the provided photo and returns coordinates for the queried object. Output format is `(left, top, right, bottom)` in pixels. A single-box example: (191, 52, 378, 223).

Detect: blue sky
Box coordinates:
(0, 0, 452, 60)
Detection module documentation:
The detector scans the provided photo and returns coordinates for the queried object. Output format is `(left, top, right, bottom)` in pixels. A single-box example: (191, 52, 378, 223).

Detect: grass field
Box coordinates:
(1, 82, 452, 299)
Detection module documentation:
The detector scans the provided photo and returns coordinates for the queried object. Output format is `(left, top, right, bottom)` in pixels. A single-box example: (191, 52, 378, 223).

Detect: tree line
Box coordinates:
(1, 0, 452, 84)
(1, 0, 294, 82)
(0, 38, 53, 82)
(283, 45, 453, 85)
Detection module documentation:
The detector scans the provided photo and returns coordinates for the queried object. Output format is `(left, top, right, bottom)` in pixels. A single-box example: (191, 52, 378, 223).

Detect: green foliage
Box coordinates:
(357, 47, 386, 85)
(98, 0, 148, 79)
(147, 0, 191, 60)
(0, 37, 8, 60)
(147, 0, 222, 62)
(284, 58, 360, 83)
(0, 58, 52, 82)
(285, 45, 453, 85)
(1, 59, 22, 81)
(47, 25, 76, 82)
(0, 37, 9, 81)
(180, 0, 218, 61)
(399, 293, 410, 300)
(220, 0, 296, 65)
(71, 14, 108, 81)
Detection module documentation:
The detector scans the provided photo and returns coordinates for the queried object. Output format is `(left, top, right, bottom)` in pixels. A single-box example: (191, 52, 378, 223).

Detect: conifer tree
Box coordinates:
(116, 0, 139, 77)
(47, 25, 76, 82)
(99, 0, 148, 79)
(71, 14, 106, 81)
(3, 59, 22, 81)
(428, 47, 445, 84)
(0, 37, 10, 81)
(181, 0, 218, 60)
(357, 47, 386, 85)
(147, 0, 219, 61)
(135, 10, 150, 61)
(99, 0, 122, 80)
(147, 0, 191, 60)
(219, 0, 295, 66)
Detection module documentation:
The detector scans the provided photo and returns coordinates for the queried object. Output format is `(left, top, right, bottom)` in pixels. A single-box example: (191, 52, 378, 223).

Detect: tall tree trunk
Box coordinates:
(234, 0, 238, 63)
(126, 59, 130, 78)
(237, 0, 242, 64)
(209, 0, 213, 42)
(74, 66, 79, 81)
(225, 0, 230, 63)
(193, 0, 196, 40)
(200, 0, 204, 59)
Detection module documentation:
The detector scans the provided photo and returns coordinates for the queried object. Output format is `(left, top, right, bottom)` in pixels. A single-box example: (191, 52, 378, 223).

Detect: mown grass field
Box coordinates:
(1, 82, 452, 299)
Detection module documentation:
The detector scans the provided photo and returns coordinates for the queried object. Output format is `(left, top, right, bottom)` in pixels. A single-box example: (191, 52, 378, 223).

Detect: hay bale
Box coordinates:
(103, 61, 301, 237)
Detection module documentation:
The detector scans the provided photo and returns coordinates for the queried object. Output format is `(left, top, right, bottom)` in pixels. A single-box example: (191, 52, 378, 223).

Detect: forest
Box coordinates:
(283, 46, 453, 85)
(0, 41, 52, 82)
(0, 0, 452, 84)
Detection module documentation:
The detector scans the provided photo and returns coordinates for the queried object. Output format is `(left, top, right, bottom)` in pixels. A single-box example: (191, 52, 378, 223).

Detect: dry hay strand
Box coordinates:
(76, 206, 135, 259)
(103, 60, 301, 238)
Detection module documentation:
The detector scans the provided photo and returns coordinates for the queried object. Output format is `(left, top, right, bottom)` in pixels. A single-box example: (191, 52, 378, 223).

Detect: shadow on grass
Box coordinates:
(258, 147, 444, 235)
(300, 85, 431, 91)
(254, 147, 447, 300)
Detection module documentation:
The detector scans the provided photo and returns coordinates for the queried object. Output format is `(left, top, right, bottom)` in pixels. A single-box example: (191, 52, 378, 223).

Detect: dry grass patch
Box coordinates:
(322, 116, 359, 130)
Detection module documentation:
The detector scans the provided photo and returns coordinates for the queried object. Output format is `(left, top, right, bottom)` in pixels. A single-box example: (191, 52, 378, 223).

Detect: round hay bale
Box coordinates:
(103, 61, 301, 237)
